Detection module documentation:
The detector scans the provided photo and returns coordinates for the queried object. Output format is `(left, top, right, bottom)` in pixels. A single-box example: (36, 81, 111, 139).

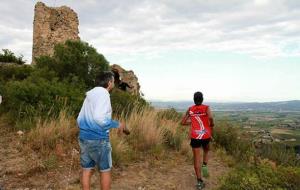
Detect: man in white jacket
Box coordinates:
(77, 71, 125, 190)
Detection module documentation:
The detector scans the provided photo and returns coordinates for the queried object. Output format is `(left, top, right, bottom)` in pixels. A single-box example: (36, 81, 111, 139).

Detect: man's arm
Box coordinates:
(181, 109, 191, 125)
(108, 119, 120, 128)
(207, 107, 214, 135)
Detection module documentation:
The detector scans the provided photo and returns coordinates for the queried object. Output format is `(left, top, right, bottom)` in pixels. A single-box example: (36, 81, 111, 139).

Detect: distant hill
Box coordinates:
(150, 100, 300, 112)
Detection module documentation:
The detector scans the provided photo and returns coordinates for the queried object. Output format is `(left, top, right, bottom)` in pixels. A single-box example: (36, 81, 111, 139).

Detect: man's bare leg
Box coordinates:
(203, 144, 209, 164)
(82, 169, 93, 190)
(192, 148, 202, 179)
(100, 171, 111, 190)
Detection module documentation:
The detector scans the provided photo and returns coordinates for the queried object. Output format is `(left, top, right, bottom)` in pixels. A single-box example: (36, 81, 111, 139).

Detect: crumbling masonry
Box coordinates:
(32, 2, 80, 64)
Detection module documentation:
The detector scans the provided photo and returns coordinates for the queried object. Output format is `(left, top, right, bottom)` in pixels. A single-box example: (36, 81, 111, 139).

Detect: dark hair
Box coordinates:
(95, 71, 114, 88)
(194, 91, 203, 105)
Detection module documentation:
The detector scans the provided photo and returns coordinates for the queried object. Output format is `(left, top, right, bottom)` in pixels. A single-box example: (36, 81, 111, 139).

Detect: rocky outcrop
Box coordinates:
(111, 64, 140, 95)
(32, 2, 80, 64)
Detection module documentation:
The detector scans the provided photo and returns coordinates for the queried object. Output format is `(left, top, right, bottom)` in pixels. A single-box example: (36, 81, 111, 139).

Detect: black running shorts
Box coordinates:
(190, 138, 211, 149)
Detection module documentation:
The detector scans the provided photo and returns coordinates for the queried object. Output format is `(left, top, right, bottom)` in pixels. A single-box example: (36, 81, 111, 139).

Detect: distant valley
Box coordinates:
(150, 100, 300, 112)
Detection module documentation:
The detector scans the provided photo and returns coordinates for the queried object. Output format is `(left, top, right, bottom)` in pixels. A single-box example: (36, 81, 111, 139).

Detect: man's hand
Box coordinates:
(181, 109, 191, 125)
(118, 122, 126, 134)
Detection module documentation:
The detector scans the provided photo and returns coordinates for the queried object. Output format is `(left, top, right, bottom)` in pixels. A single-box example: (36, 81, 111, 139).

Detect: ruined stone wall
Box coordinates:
(32, 2, 79, 64)
(111, 64, 141, 95)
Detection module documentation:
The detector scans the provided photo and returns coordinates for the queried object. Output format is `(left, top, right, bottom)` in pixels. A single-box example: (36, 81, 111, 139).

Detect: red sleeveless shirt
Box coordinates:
(188, 104, 211, 140)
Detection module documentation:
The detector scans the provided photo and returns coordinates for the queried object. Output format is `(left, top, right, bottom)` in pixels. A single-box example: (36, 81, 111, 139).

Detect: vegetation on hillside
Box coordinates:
(1, 46, 299, 189)
(0, 40, 146, 129)
(0, 49, 25, 64)
(214, 120, 300, 189)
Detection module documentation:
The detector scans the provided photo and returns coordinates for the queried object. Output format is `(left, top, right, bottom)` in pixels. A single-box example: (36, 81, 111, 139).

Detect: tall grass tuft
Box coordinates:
(25, 110, 78, 156)
(179, 138, 193, 160)
(125, 107, 164, 152)
(110, 130, 134, 166)
(159, 119, 186, 151)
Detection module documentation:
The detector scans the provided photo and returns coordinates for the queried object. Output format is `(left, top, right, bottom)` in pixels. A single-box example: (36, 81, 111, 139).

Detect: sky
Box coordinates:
(0, 0, 300, 102)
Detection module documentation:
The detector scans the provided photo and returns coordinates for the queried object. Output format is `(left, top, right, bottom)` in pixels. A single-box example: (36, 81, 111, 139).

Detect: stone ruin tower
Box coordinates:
(32, 2, 80, 64)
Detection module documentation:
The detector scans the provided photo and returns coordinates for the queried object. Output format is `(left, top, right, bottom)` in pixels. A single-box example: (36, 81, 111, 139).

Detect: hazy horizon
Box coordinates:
(148, 99, 300, 103)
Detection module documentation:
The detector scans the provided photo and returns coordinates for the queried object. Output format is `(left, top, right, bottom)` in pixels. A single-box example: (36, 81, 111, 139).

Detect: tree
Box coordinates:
(0, 49, 25, 64)
(35, 40, 109, 88)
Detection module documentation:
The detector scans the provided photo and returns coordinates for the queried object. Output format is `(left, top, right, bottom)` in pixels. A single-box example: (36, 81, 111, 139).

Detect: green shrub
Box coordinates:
(0, 49, 25, 64)
(0, 64, 33, 82)
(213, 120, 255, 162)
(159, 119, 187, 151)
(111, 89, 148, 117)
(157, 108, 183, 121)
(257, 143, 300, 166)
(214, 120, 299, 167)
(218, 163, 300, 190)
(163, 127, 184, 150)
(35, 40, 109, 88)
(2, 76, 85, 128)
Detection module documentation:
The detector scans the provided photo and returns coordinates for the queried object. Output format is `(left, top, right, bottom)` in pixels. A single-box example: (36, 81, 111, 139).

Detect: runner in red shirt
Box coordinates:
(181, 92, 214, 189)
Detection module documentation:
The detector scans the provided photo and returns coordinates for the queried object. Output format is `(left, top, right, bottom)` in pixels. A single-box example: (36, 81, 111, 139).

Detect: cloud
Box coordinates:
(0, 0, 299, 63)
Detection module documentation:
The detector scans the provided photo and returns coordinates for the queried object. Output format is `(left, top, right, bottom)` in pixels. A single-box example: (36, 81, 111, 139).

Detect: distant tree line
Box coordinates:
(0, 49, 25, 64)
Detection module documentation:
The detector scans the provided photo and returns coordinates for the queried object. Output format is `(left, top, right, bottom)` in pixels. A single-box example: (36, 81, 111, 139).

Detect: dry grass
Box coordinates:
(159, 119, 187, 150)
(25, 110, 78, 156)
(23, 106, 192, 167)
(179, 138, 193, 160)
(215, 147, 238, 167)
(110, 130, 134, 166)
(125, 107, 164, 152)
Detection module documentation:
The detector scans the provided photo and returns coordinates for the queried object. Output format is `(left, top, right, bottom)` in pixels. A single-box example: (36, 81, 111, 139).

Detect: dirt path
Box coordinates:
(0, 123, 229, 190)
(0, 122, 29, 189)
(111, 152, 227, 190)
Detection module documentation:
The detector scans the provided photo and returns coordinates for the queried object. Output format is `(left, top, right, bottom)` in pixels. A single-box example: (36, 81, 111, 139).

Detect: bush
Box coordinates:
(0, 64, 33, 82)
(214, 120, 299, 167)
(157, 108, 183, 121)
(159, 119, 186, 151)
(213, 120, 255, 162)
(215, 120, 300, 190)
(111, 89, 148, 117)
(2, 76, 85, 128)
(0, 49, 25, 64)
(257, 143, 300, 166)
(218, 162, 300, 190)
(35, 40, 109, 88)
